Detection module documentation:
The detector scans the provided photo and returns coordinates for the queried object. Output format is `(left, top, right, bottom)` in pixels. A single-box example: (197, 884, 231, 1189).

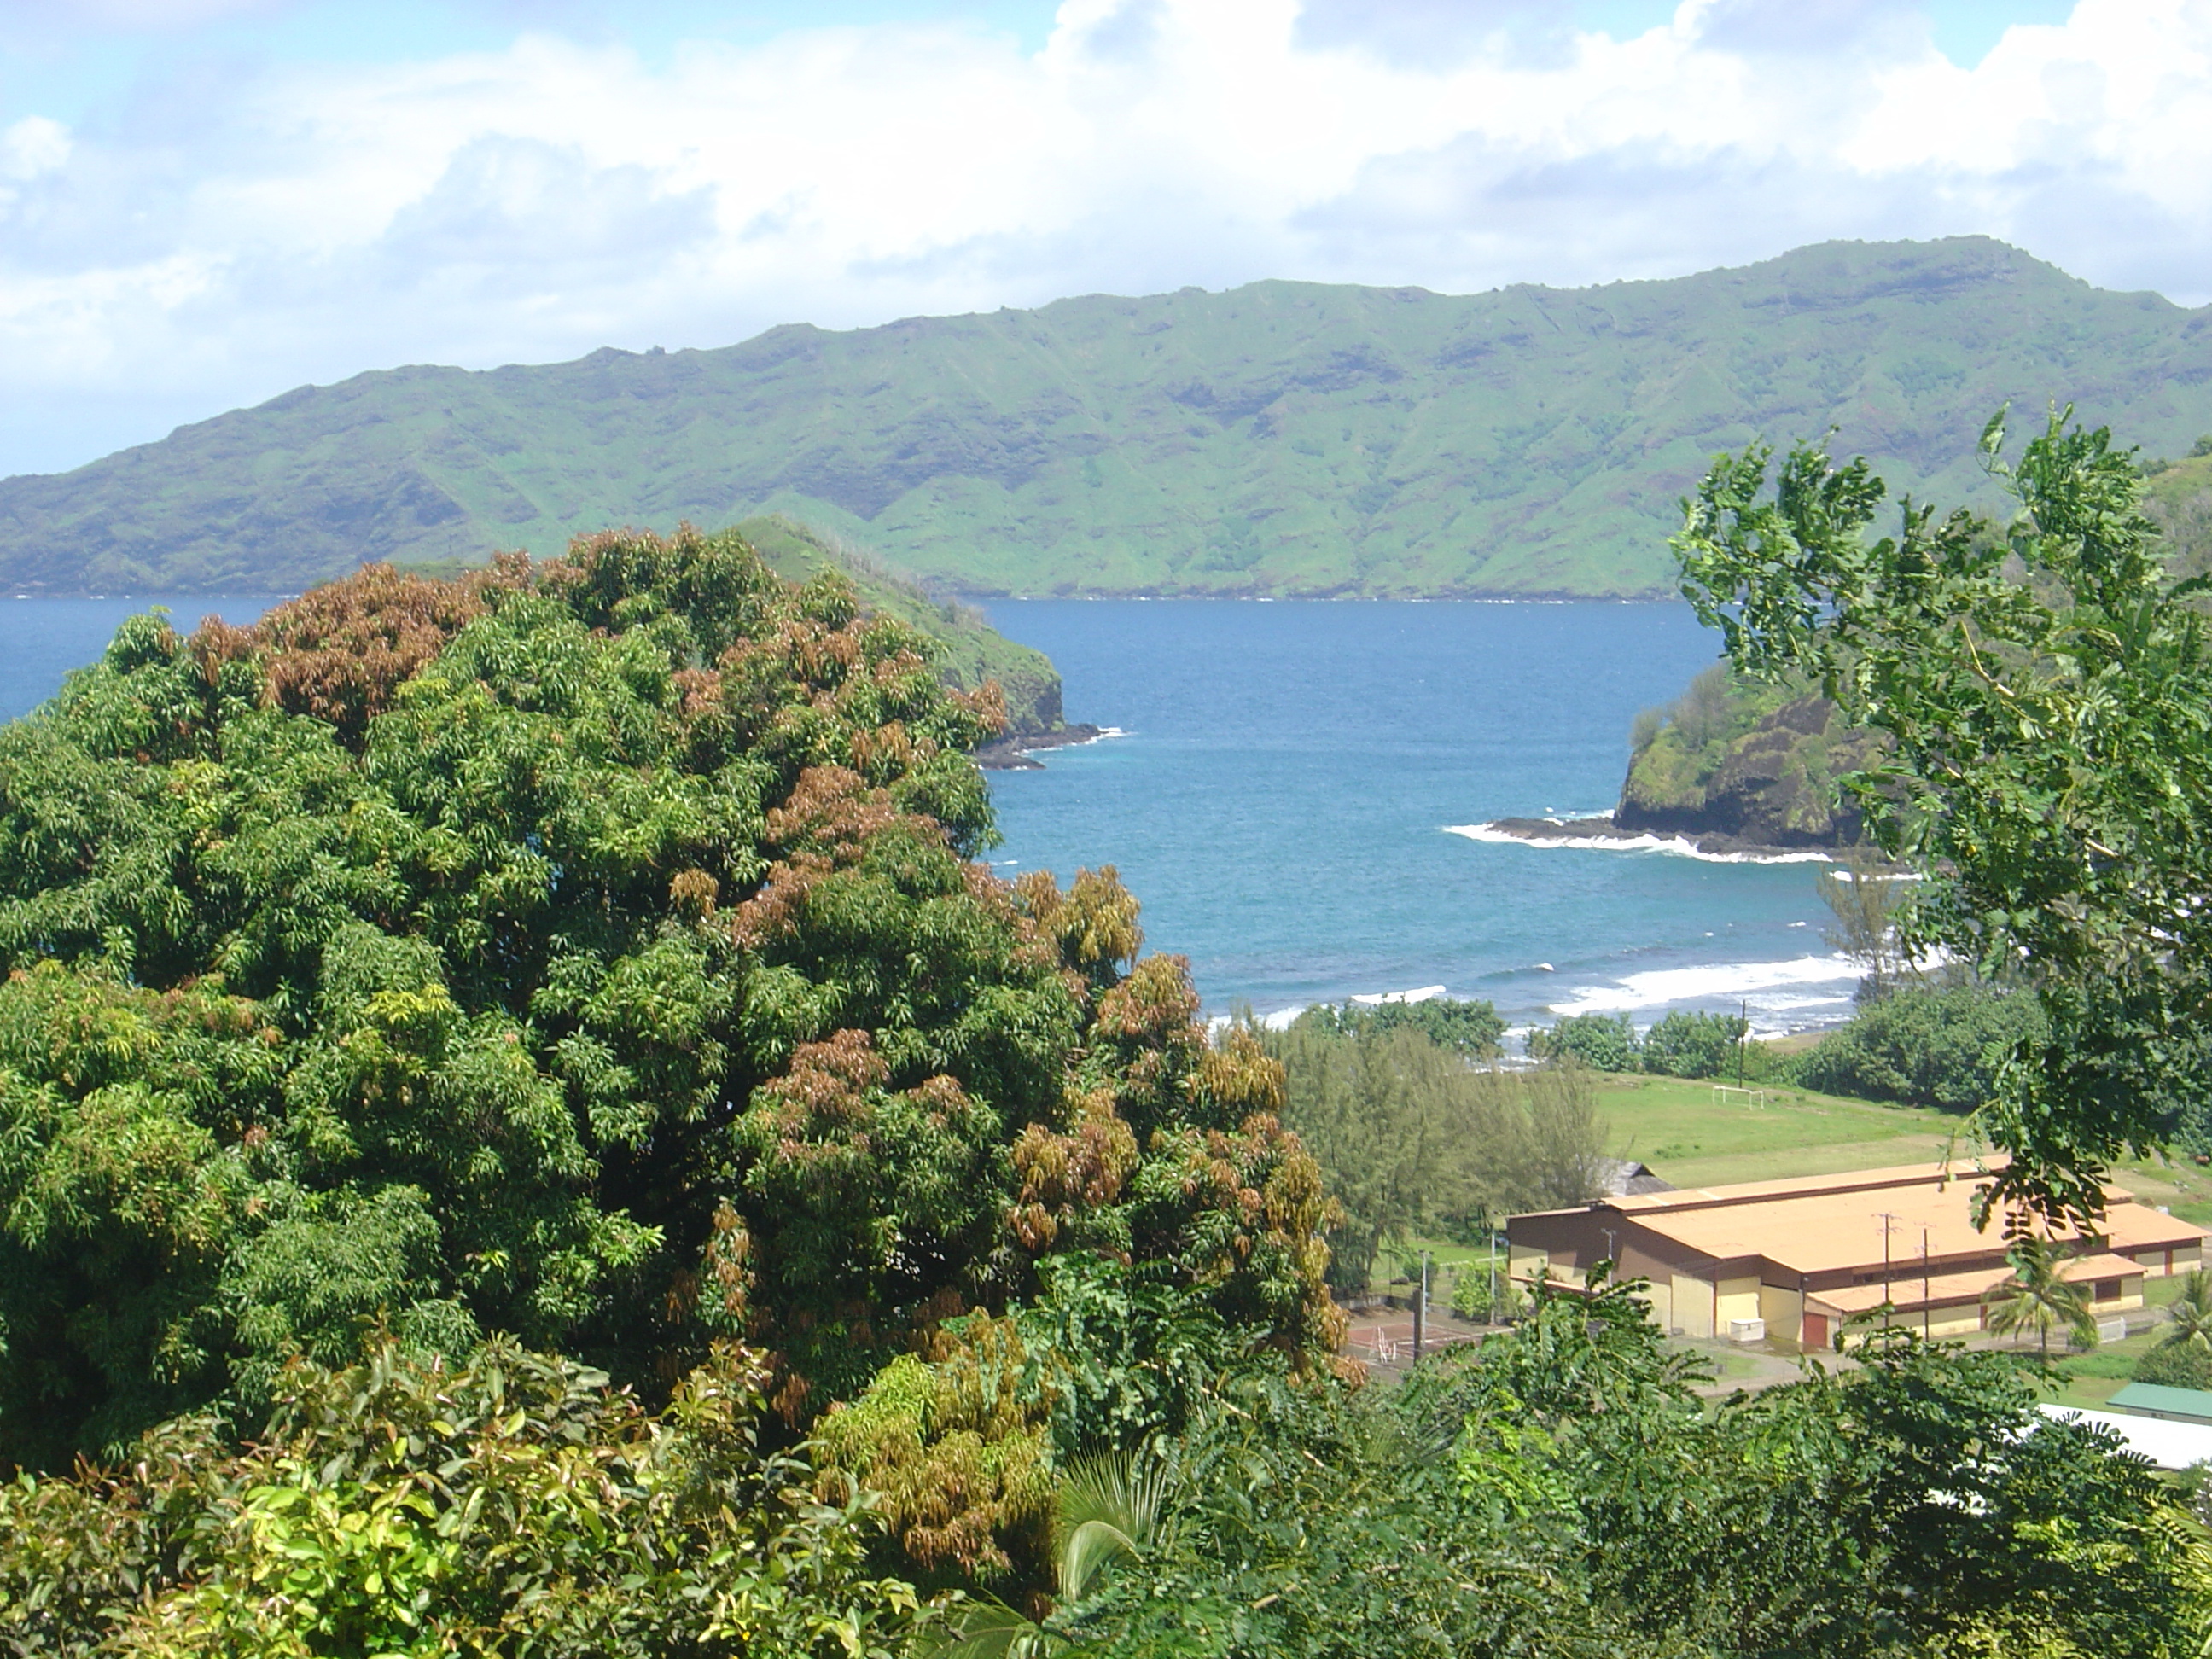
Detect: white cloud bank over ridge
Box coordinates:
(3, 0, 2210, 476)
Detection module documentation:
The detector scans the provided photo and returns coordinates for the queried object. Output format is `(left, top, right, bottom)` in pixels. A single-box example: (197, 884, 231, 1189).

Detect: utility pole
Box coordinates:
(1488, 1221, 1499, 1318)
(1737, 998, 1748, 1088)
(1876, 1212, 1900, 1324)
(1921, 1228, 1931, 1341)
(1412, 1250, 1429, 1362)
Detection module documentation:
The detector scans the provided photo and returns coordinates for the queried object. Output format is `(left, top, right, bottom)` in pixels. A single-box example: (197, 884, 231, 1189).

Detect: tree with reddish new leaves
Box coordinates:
(0, 526, 1340, 1473)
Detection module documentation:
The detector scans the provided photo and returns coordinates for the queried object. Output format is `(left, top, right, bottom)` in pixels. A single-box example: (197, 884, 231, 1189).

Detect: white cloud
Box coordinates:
(0, 114, 68, 180)
(3, 0, 2210, 476)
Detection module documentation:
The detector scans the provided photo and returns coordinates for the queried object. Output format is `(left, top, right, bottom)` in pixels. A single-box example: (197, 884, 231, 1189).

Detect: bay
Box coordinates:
(0, 595, 276, 722)
(0, 594, 1860, 1038)
(981, 599, 1858, 1037)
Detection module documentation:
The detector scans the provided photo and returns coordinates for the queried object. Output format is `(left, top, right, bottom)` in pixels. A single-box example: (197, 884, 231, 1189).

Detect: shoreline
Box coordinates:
(974, 721, 1108, 770)
(1467, 814, 1853, 865)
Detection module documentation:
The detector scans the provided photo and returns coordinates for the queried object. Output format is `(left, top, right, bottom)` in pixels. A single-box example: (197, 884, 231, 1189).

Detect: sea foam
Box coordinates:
(1443, 822, 1840, 865)
(1349, 984, 1447, 1006)
(1544, 953, 1860, 1017)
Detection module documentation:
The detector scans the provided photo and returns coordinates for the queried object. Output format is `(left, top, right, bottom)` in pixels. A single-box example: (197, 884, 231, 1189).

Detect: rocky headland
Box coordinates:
(1483, 672, 1880, 860)
(973, 721, 1106, 770)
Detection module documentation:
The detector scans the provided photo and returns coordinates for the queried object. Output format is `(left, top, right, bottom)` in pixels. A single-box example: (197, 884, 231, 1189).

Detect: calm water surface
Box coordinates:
(981, 600, 1855, 1035)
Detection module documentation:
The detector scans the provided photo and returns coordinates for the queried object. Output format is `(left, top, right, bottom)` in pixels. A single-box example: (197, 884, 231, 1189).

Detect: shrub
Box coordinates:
(1292, 994, 1506, 1058)
(0, 1340, 929, 1659)
(1534, 1012, 1639, 1073)
(1790, 982, 2046, 1109)
(1641, 1010, 1749, 1080)
(2136, 1341, 2212, 1391)
(1449, 1272, 1524, 1325)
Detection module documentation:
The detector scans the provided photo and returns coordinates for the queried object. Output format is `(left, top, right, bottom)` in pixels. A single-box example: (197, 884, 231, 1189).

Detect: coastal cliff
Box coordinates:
(1481, 664, 1876, 858)
(1615, 684, 1877, 848)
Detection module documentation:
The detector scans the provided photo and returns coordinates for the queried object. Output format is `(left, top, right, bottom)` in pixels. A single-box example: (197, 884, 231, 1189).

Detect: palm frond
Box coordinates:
(1056, 1449, 1171, 1603)
(2163, 1266, 2212, 1349)
(922, 1596, 1055, 1659)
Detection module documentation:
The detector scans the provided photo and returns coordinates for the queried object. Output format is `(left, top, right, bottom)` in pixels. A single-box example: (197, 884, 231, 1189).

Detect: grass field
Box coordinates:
(1592, 1074, 2212, 1231)
(1596, 1074, 1968, 1190)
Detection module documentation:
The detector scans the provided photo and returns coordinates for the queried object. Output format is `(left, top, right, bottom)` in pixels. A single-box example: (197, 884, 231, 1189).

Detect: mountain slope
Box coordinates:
(731, 515, 1065, 736)
(8, 236, 2212, 597)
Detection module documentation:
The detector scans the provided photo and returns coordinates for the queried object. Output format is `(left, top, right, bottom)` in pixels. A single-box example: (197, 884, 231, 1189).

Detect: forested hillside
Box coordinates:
(735, 515, 1065, 735)
(8, 236, 2212, 597)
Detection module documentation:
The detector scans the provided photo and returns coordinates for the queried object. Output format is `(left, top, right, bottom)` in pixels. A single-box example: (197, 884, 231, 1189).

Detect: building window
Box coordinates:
(2093, 1279, 2119, 1302)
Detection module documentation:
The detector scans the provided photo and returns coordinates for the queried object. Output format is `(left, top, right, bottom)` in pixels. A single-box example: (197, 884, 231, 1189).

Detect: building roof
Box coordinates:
(2101, 1201, 2209, 1254)
(2038, 1404, 2212, 1470)
(1511, 1158, 2208, 1282)
(1615, 1167, 2020, 1277)
(2109, 1382, 2212, 1423)
(1608, 1161, 1971, 1211)
(1595, 1157, 1675, 1197)
(1807, 1250, 2144, 1317)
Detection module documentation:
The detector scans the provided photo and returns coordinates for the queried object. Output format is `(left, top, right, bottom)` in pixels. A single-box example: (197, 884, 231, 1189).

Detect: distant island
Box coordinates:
(8, 236, 2212, 599)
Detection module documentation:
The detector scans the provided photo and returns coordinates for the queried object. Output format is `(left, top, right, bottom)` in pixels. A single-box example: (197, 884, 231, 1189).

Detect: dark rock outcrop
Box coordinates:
(1615, 695, 1878, 849)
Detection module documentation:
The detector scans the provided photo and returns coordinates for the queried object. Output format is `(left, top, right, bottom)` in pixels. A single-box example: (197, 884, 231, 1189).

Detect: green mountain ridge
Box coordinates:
(8, 236, 2212, 597)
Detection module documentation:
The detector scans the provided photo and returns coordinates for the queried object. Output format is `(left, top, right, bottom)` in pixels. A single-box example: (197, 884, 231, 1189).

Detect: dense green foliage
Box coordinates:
(2135, 1340, 2212, 1390)
(1791, 982, 2049, 1110)
(0, 1341, 930, 1658)
(1639, 1009, 1751, 1080)
(12, 240, 2212, 598)
(1285, 993, 1505, 1057)
(1530, 1012, 1639, 1073)
(0, 531, 1339, 1470)
(1447, 1270, 1524, 1325)
(11, 1281, 2202, 1658)
(1265, 1026, 1605, 1293)
(1050, 1276, 2210, 1656)
(1679, 410, 2212, 1224)
(1531, 1010, 1749, 1080)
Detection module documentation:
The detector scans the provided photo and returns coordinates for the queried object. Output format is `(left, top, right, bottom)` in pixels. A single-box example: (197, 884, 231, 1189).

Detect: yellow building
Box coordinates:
(1506, 1161, 2205, 1348)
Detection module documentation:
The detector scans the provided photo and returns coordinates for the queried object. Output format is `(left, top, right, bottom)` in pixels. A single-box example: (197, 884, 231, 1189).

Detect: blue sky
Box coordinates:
(0, 0, 2193, 475)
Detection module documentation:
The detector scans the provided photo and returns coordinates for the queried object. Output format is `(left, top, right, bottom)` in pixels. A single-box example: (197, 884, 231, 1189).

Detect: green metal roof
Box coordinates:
(2110, 1381, 2212, 1421)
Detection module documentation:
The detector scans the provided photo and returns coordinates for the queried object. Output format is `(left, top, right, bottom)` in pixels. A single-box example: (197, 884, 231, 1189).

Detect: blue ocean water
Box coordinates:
(981, 600, 1859, 1036)
(0, 595, 275, 722)
(0, 595, 1859, 1036)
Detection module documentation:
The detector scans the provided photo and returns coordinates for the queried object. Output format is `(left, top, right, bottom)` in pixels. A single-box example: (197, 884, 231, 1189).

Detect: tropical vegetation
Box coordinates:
(1284, 992, 1505, 1057)
(1679, 405, 2212, 1225)
(1530, 1008, 1749, 1081)
(1981, 1237, 2099, 1357)
(1264, 1022, 1605, 1293)
(1791, 981, 2048, 1111)
(3, 448, 2209, 1653)
(0, 527, 1337, 1473)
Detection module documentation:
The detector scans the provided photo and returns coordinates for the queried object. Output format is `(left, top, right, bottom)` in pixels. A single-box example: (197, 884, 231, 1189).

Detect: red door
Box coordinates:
(1802, 1313, 1829, 1350)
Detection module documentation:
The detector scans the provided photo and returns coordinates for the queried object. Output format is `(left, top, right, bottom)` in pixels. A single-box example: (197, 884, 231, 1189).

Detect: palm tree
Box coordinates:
(1982, 1236, 2098, 1358)
(931, 1450, 1172, 1658)
(2159, 1266, 2212, 1351)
